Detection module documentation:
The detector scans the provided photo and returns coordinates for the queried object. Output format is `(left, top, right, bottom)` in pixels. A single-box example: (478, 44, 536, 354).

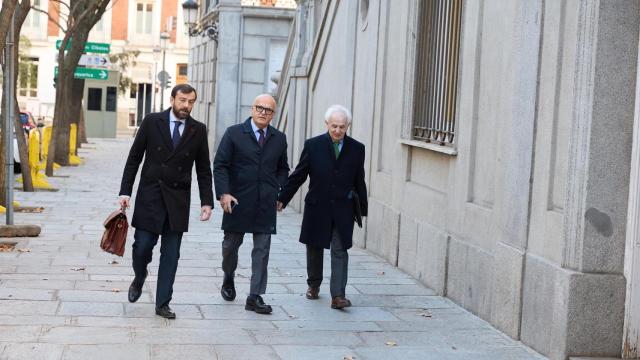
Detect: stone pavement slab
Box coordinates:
(0, 139, 547, 359)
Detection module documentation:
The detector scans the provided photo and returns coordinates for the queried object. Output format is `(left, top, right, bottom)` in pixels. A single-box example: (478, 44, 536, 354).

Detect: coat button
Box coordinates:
(157, 147, 162, 151)
(173, 182, 178, 187)
(158, 180, 163, 184)
(178, 166, 182, 171)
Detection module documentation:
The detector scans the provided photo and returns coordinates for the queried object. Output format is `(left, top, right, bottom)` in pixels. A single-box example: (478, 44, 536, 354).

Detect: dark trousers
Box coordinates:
(222, 231, 272, 295)
(131, 219, 183, 308)
(307, 226, 349, 297)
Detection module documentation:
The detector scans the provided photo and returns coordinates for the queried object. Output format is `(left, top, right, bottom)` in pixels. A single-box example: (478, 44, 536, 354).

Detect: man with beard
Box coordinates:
(214, 94, 289, 314)
(119, 84, 213, 319)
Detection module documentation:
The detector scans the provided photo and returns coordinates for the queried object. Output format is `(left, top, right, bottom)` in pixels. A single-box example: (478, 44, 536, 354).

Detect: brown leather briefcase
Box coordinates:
(100, 208, 128, 257)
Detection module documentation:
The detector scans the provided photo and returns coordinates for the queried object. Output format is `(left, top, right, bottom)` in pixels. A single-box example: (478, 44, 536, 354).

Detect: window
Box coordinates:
(176, 63, 188, 84)
(106, 87, 117, 112)
(87, 88, 103, 111)
(411, 0, 462, 146)
(136, 1, 153, 34)
(25, 0, 41, 28)
(18, 57, 38, 98)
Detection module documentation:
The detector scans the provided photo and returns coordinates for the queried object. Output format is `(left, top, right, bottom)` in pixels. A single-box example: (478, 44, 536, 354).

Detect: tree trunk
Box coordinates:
(69, 78, 84, 154)
(46, 0, 110, 176)
(0, 0, 18, 56)
(13, 0, 33, 191)
(78, 107, 88, 145)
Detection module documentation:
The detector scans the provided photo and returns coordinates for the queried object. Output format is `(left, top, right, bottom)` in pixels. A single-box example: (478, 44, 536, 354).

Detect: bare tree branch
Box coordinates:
(30, 6, 67, 32)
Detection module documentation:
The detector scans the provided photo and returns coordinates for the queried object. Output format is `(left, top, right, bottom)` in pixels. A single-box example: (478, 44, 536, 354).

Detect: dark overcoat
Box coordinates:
(278, 133, 368, 249)
(213, 118, 289, 234)
(119, 109, 214, 234)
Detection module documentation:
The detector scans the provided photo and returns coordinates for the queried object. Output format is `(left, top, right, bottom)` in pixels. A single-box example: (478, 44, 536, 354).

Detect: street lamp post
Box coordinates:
(152, 46, 162, 112)
(159, 32, 170, 111)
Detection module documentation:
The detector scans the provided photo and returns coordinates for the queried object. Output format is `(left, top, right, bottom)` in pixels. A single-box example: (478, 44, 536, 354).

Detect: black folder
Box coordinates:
(351, 190, 363, 228)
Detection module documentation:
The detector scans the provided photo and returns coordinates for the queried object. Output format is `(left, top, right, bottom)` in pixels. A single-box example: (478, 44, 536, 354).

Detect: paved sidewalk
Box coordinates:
(0, 139, 546, 360)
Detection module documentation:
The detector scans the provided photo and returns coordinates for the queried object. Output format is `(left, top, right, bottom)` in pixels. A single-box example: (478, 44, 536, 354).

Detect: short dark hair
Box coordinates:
(171, 84, 197, 99)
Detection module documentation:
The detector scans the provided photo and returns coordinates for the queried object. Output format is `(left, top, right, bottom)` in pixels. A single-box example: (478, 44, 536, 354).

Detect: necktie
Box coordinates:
(258, 129, 265, 147)
(333, 142, 340, 158)
(172, 121, 182, 149)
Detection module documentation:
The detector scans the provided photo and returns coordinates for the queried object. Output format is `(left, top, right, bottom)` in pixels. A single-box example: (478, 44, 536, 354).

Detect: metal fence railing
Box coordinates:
(412, 0, 462, 146)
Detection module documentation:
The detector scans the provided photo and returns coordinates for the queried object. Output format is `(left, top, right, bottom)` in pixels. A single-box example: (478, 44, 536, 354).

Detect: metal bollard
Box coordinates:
(69, 124, 82, 166)
(40, 126, 61, 170)
(28, 129, 52, 189)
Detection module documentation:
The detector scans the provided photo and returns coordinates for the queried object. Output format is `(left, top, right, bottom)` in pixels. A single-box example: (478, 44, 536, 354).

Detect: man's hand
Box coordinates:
(220, 194, 238, 214)
(277, 201, 283, 212)
(200, 205, 212, 221)
(118, 196, 130, 210)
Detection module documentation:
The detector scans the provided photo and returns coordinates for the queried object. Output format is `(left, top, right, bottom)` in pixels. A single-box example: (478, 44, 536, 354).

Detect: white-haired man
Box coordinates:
(278, 104, 368, 309)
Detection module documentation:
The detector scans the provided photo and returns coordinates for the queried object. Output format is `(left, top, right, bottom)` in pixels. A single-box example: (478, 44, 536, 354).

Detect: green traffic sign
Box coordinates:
(55, 40, 110, 54)
(55, 66, 109, 80)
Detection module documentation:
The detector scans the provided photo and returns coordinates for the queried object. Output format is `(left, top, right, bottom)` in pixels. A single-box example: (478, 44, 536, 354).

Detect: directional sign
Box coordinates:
(55, 40, 111, 54)
(78, 54, 111, 67)
(55, 67, 109, 80)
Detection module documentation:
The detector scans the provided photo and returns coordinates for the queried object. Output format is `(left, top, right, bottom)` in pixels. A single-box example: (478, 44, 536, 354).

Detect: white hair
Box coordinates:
(324, 104, 352, 124)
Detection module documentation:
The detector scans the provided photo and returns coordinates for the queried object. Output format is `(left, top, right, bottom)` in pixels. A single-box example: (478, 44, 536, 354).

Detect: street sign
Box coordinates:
(55, 40, 110, 54)
(157, 70, 169, 82)
(55, 66, 109, 80)
(78, 54, 111, 67)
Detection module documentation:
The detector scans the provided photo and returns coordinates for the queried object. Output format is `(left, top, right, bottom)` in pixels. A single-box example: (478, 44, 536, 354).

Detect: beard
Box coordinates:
(172, 107, 190, 120)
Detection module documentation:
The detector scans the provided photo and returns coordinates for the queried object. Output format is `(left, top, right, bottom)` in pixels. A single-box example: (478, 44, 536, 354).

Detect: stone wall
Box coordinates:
(274, 0, 640, 359)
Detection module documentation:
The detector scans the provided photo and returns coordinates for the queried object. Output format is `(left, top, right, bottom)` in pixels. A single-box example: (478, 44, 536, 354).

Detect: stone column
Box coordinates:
(214, 0, 242, 148)
(522, 1, 639, 359)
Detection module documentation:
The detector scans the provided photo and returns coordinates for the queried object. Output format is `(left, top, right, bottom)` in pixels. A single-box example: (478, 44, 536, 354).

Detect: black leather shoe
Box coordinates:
(155, 305, 176, 319)
(221, 274, 236, 301)
(128, 269, 148, 303)
(245, 295, 272, 314)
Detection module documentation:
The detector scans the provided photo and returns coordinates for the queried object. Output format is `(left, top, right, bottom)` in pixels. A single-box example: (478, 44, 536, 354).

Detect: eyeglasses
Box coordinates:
(253, 105, 274, 115)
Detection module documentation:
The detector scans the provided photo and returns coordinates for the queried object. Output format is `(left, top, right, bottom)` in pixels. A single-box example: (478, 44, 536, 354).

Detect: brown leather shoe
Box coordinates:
(305, 287, 319, 300)
(331, 296, 352, 309)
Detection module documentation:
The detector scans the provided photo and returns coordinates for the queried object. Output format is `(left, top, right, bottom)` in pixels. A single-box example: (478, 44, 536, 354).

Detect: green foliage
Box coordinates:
(109, 50, 140, 95)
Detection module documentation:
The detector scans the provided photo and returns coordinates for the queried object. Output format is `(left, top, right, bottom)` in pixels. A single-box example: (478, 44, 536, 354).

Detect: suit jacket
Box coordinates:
(119, 109, 214, 234)
(213, 118, 289, 234)
(278, 133, 368, 249)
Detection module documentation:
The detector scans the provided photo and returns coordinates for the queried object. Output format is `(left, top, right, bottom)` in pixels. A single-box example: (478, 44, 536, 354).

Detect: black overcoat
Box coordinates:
(119, 109, 214, 234)
(213, 118, 289, 234)
(278, 133, 368, 249)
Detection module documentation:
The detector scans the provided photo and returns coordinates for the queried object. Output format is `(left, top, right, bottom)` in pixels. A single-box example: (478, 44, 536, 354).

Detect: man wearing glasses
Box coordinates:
(213, 94, 289, 314)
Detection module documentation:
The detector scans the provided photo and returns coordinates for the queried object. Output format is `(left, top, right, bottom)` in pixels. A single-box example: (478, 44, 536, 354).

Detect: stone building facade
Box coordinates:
(274, 1, 640, 359)
(188, 0, 295, 150)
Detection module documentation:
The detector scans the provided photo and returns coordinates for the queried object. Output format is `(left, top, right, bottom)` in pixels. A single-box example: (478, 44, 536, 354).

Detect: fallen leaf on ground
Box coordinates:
(343, 356, 356, 360)
(385, 341, 397, 347)
(16, 248, 31, 253)
(70, 267, 86, 271)
(452, 346, 457, 350)
(109, 260, 119, 265)
(419, 310, 432, 318)
(377, 271, 385, 276)
(111, 288, 120, 293)
(289, 314, 297, 319)
(0, 243, 15, 252)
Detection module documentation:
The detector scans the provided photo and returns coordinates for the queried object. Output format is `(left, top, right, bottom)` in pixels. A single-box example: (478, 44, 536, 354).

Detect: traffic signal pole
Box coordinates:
(4, 15, 15, 224)
(160, 46, 166, 111)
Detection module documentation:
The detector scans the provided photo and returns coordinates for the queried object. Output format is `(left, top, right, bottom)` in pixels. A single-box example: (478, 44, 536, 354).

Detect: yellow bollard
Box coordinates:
(69, 124, 82, 166)
(28, 129, 52, 189)
(41, 126, 61, 170)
